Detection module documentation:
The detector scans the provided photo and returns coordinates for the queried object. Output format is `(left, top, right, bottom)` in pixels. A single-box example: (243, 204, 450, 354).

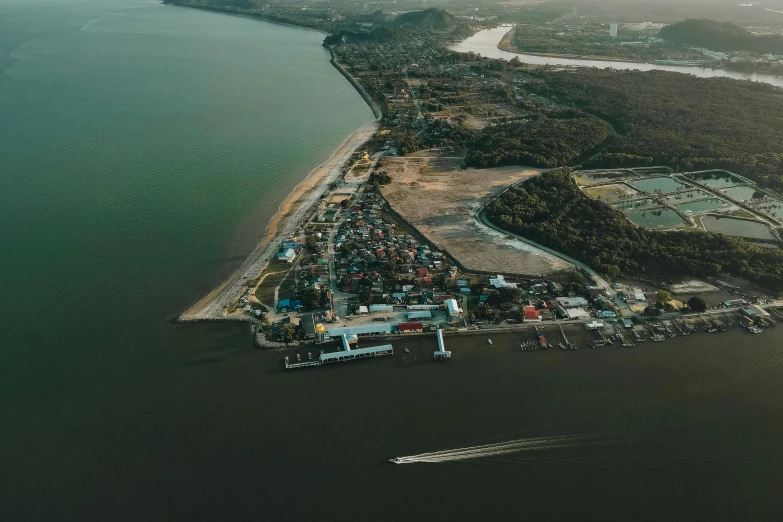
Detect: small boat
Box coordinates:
(404, 347, 410, 353)
(487, 339, 493, 345)
(389, 458, 402, 464)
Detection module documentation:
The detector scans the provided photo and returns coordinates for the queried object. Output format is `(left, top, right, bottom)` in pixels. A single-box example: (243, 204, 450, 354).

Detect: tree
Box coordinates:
(340, 199, 350, 208)
(656, 289, 672, 305)
(688, 296, 708, 312)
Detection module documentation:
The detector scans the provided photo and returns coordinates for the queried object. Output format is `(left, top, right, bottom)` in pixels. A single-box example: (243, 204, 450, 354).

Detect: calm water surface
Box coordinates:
(3, 3, 783, 521)
(451, 26, 783, 88)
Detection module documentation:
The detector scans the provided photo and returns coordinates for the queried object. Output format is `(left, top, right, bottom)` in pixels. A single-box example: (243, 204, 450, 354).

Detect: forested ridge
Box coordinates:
(659, 19, 783, 54)
(465, 115, 611, 169)
(526, 69, 783, 190)
(486, 169, 783, 293)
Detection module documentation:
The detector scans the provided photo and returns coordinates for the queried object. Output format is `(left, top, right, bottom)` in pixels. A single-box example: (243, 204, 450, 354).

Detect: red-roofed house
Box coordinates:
(523, 306, 542, 322)
(398, 322, 423, 333)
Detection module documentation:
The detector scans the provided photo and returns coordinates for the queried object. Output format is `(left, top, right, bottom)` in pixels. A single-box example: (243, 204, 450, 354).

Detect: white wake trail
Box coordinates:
(393, 435, 589, 464)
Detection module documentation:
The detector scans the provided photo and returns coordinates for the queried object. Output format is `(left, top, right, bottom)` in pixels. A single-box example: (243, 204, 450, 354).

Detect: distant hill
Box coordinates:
(392, 8, 457, 30)
(659, 18, 783, 54)
(323, 26, 412, 46)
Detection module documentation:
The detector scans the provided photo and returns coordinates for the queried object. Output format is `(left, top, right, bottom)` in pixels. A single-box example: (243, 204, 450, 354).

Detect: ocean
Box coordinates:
(2, 2, 783, 520)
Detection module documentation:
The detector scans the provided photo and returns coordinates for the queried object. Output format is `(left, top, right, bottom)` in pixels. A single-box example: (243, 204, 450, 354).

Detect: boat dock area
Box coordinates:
(285, 344, 394, 370)
(285, 328, 452, 370)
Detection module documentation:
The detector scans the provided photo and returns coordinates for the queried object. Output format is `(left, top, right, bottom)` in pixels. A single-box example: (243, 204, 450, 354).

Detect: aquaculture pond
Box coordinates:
(688, 171, 744, 189)
(666, 190, 712, 202)
(751, 201, 783, 219)
(627, 209, 687, 228)
(676, 198, 731, 214)
(720, 185, 763, 202)
(612, 199, 655, 212)
(701, 216, 777, 240)
(633, 177, 687, 194)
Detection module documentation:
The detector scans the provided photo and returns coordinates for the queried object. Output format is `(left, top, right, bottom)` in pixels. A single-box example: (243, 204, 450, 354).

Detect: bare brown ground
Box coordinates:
(379, 155, 571, 276)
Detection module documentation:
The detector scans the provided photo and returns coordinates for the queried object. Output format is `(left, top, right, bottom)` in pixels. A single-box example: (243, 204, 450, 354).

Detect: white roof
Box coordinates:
(325, 323, 393, 337)
(320, 344, 393, 362)
(566, 307, 590, 319)
(445, 299, 459, 314)
(358, 306, 369, 314)
(489, 274, 518, 288)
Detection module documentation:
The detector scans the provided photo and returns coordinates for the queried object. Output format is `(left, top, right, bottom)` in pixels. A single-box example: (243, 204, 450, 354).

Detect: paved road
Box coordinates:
(477, 211, 632, 317)
(326, 152, 386, 319)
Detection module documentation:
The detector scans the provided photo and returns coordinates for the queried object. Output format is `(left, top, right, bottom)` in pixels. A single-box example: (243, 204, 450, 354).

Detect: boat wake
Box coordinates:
(390, 434, 596, 464)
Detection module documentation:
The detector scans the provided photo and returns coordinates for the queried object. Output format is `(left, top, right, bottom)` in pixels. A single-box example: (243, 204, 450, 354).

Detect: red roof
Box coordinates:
(438, 294, 451, 303)
(524, 306, 541, 320)
(417, 269, 427, 275)
(543, 300, 554, 310)
(398, 322, 423, 332)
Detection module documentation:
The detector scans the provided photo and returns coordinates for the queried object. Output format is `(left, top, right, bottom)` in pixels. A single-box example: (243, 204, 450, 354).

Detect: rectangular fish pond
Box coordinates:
(675, 198, 731, 214)
(720, 185, 766, 203)
(627, 209, 688, 228)
(612, 199, 656, 212)
(633, 177, 688, 194)
(685, 170, 744, 189)
(701, 216, 777, 240)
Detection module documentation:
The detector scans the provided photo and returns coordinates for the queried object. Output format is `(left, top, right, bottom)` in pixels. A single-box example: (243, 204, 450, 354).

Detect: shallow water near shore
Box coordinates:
(3, 2, 783, 521)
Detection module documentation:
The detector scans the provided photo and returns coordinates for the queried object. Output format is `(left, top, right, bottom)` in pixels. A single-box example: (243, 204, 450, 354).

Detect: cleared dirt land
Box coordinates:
(379, 152, 571, 276)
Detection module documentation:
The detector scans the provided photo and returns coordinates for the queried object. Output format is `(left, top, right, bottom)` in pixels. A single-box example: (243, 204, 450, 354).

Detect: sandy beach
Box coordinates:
(180, 120, 378, 320)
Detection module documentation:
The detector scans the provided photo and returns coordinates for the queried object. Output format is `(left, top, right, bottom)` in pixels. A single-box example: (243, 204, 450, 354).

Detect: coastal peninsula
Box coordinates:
(172, 1, 783, 362)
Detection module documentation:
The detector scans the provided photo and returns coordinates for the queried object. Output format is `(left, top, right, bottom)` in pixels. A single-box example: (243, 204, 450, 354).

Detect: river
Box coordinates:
(3, 3, 783, 520)
(450, 26, 783, 88)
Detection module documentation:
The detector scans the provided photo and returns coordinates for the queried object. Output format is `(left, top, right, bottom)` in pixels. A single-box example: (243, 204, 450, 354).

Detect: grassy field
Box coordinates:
(583, 183, 639, 203)
(254, 261, 292, 307)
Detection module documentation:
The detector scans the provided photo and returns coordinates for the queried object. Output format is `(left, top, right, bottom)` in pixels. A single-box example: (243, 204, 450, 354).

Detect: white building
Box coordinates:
(609, 22, 618, 38)
(489, 274, 518, 289)
(444, 299, 461, 317)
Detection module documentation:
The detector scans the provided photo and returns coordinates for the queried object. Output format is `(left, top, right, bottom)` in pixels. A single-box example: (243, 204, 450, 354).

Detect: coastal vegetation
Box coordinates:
(486, 169, 783, 293)
(524, 69, 783, 190)
(465, 115, 611, 169)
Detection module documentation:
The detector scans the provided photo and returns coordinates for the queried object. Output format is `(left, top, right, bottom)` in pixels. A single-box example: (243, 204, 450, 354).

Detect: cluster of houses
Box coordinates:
(332, 193, 452, 298)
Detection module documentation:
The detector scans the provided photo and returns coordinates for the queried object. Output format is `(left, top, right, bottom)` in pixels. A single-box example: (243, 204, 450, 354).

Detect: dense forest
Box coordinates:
(465, 116, 611, 169)
(486, 169, 783, 293)
(526, 68, 783, 190)
(659, 19, 783, 54)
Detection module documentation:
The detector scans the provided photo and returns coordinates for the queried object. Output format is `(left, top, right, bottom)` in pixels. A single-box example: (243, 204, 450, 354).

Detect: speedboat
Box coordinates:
(404, 347, 410, 353)
(389, 458, 402, 464)
(487, 339, 493, 345)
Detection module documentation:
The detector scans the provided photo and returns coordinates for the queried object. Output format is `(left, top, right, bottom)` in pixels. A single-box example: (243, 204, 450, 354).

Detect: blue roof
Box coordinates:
(457, 280, 469, 286)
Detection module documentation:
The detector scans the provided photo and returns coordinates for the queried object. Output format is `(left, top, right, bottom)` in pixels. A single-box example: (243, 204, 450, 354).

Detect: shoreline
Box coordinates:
(173, 8, 381, 321)
(179, 120, 378, 321)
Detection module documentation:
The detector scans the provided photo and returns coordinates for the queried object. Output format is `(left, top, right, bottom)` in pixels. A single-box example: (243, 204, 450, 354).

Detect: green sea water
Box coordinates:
(4, 2, 783, 521)
(0, 0, 372, 396)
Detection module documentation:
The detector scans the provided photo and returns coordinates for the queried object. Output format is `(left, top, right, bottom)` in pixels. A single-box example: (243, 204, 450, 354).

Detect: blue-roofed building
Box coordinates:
(277, 299, 303, 312)
(277, 248, 296, 263)
(457, 279, 469, 287)
(460, 288, 472, 294)
(597, 310, 617, 319)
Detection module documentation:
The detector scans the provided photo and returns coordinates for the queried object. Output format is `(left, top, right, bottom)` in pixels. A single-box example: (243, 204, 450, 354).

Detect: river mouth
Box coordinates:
(449, 26, 783, 88)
